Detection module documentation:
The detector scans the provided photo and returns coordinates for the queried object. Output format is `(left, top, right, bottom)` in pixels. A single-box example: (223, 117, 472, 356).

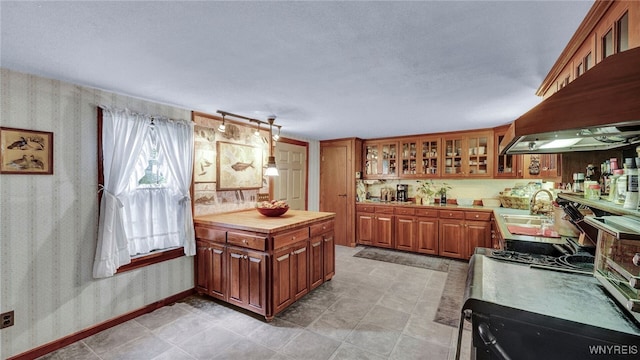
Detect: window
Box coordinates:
(576, 62, 583, 78)
(602, 29, 613, 60)
(94, 106, 195, 278)
(617, 11, 629, 53)
(584, 52, 592, 71)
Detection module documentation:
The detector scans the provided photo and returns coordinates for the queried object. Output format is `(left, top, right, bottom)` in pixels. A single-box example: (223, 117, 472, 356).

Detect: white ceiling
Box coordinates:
(1, 1, 593, 141)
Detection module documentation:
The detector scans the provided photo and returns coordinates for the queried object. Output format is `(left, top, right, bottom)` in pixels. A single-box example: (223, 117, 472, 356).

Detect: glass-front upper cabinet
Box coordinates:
(363, 140, 398, 179)
(442, 131, 493, 177)
(420, 137, 440, 177)
(442, 137, 464, 177)
(399, 137, 441, 178)
(494, 125, 520, 178)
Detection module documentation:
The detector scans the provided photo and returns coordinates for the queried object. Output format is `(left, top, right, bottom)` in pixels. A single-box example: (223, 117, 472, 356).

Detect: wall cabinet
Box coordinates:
(493, 125, 521, 178)
(442, 131, 493, 178)
(522, 154, 562, 181)
(399, 137, 442, 177)
(194, 212, 335, 321)
(363, 140, 398, 179)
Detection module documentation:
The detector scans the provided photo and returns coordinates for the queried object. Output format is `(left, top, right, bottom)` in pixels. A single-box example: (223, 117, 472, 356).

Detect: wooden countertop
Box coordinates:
(194, 209, 335, 233)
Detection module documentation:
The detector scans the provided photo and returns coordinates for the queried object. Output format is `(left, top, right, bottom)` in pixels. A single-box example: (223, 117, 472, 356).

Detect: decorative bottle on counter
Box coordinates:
(623, 158, 638, 209)
(440, 192, 447, 206)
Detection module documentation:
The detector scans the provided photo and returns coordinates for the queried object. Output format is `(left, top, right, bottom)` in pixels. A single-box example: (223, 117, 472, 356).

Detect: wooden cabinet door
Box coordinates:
(522, 154, 562, 181)
(195, 241, 212, 295)
(416, 217, 438, 255)
(357, 212, 374, 245)
(309, 235, 324, 290)
(198, 242, 226, 301)
(466, 221, 491, 259)
(323, 233, 335, 281)
(291, 241, 309, 301)
(273, 247, 293, 314)
(273, 240, 309, 314)
(439, 220, 465, 259)
(228, 247, 267, 315)
(363, 140, 398, 179)
(374, 215, 394, 248)
(494, 125, 520, 178)
(395, 215, 416, 251)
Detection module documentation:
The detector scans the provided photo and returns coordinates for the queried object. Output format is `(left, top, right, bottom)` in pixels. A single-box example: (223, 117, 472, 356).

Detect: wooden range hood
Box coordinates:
(500, 46, 640, 155)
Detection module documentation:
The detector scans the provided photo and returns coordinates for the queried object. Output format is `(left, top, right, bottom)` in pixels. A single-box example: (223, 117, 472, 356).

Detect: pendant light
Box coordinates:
(265, 115, 279, 176)
(273, 125, 281, 142)
(218, 114, 226, 133)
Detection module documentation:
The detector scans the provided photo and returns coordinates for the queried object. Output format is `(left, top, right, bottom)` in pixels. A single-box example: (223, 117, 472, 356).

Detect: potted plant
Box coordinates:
(417, 180, 436, 204)
(436, 183, 452, 205)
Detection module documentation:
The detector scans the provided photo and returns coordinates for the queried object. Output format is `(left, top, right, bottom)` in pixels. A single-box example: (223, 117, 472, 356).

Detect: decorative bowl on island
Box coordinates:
(256, 200, 289, 217)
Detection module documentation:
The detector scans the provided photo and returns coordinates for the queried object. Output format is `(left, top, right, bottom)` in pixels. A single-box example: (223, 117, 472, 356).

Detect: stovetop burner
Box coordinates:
(485, 249, 595, 274)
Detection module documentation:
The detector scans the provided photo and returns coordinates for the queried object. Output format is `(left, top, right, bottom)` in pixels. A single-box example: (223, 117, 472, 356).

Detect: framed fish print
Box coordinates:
(216, 141, 263, 190)
(0, 127, 53, 175)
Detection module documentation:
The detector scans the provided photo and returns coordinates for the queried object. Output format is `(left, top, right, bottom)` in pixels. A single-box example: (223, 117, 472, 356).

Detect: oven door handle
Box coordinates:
(478, 322, 512, 360)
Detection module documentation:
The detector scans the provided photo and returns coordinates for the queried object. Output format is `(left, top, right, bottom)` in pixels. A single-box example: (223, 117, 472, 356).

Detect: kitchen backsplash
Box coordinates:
(358, 178, 552, 202)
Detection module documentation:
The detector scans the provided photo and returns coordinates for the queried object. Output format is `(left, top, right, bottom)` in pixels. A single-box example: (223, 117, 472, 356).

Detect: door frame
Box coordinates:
(270, 137, 309, 210)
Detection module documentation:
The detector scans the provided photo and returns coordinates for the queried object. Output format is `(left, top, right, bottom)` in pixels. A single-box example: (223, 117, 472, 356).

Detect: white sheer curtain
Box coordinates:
(93, 107, 195, 278)
(154, 118, 195, 255)
(94, 107, 150, 278)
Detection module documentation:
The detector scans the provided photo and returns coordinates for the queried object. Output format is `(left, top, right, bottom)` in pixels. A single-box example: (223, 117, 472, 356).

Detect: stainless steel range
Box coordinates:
(457, 238, 640, 360)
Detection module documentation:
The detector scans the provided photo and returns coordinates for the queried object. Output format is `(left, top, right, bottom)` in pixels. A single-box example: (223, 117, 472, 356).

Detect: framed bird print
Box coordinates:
(216, 141, 263, 190)
(0, 127, 53, 174)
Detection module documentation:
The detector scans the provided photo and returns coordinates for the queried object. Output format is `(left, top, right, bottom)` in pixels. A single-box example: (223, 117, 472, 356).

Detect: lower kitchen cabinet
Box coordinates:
(194, 210, 335, 321)
(273, 240, 309, 314)
(439, 210, 466, 259)
(395, 207, 417, 252)
(356, 205, 394, 248)
(439, 210, 491, 259)
(195, 240, 226, 301)
(227, 246, 267, 315)
(416, 209, 439, 255)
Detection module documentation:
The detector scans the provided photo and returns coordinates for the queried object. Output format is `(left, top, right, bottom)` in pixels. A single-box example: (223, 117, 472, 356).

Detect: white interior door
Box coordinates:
(274, 141, 307, 210)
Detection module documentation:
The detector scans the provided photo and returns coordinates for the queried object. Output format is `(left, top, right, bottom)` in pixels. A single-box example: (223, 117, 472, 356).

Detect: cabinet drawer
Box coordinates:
(310, 219, 334, 237)
(395, 207, 415, 215)
(274, 227, 310, 249)
(439, 210, 464, 220)
(195, 226, 226, 243)
(357, 205, 375, 213)
(375, 207, 394, 214)
(227, 231, 267, 251)
(415, 208, 438, 217)
(465, 211, 491, 221)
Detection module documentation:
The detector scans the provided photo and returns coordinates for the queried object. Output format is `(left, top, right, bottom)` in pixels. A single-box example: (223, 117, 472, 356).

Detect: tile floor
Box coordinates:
(40, 246, 472, 360)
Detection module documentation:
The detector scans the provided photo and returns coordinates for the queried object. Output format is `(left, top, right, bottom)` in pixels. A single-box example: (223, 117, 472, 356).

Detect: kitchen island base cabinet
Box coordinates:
(195, 210, 335, 321)
(227, 247, 267, 316)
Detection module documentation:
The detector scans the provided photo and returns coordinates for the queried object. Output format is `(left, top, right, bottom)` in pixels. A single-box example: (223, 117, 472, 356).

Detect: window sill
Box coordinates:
(116, 247, 185, 274)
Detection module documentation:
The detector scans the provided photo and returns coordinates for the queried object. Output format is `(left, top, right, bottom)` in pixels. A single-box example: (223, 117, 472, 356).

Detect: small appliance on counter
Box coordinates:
(396, 184, 408, 202)
(584, 215, 640, 324)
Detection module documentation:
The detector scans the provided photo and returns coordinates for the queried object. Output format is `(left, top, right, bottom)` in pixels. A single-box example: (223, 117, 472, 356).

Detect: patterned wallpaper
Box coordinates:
(0, 68, 195, 358)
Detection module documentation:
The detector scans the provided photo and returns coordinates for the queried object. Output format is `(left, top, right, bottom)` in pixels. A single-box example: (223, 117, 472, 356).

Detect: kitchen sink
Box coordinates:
(500, 214, 545, 228)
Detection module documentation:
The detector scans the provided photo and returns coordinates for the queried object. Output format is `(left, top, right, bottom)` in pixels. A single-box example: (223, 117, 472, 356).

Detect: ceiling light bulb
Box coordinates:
(254, 125, 261, 137)
(218, 115, 226, 133)
(265, 156, 279, 176)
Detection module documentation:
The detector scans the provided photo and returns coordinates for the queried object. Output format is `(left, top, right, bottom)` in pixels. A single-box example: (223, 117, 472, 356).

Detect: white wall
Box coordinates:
(0, 68, 194, 358)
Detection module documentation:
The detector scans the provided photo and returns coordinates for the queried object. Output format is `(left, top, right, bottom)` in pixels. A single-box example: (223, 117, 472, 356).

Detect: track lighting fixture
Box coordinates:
(216, 110, 281, 176)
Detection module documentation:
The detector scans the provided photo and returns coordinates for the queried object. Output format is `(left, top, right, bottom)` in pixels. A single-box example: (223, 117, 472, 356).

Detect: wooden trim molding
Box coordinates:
(116, 247, 185, 274)
(537, 0, 615, 96)
(7, 289, 195, 360)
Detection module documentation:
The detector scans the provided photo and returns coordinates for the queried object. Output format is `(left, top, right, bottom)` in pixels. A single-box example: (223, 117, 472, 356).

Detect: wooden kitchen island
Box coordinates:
(194, 209, 336, 320)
